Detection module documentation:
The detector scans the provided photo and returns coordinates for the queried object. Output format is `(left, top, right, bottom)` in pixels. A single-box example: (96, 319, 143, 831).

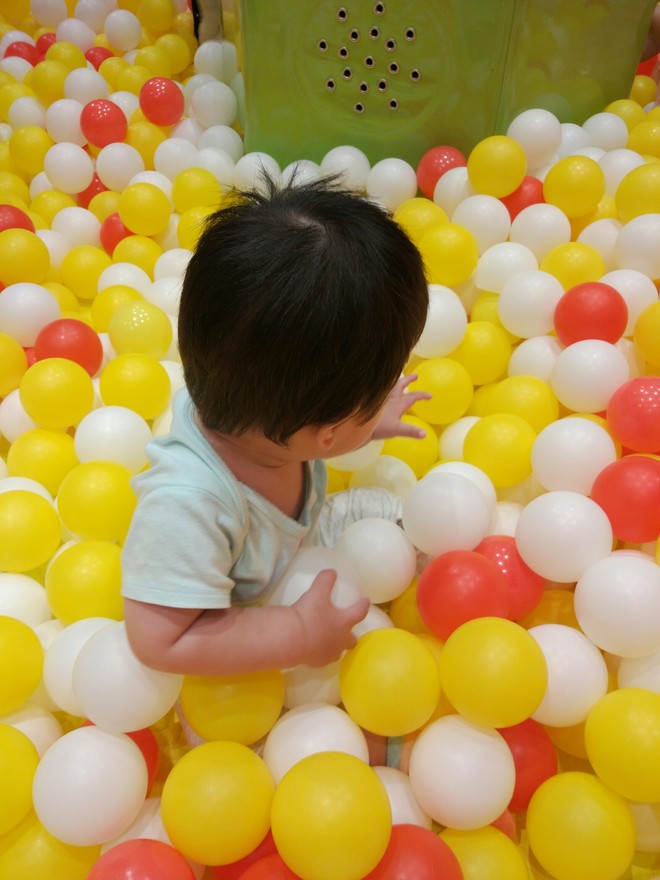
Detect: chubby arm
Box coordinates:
(123, 569, 369, 676)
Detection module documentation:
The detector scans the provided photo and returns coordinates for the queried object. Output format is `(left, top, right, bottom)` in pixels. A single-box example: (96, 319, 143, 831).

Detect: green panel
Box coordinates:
(238, 0, 656, 167)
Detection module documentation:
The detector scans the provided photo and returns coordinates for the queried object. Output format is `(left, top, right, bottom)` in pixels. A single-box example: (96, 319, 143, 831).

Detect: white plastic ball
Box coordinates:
(144, 276, 181, 315)
(427, 459, 497, 514)
(50, 205, 101, 247)
(32, 726, 148, 846)
(233, 151, 281, 192)
(0, 56, 31, 82)
(557, 122, 593, 158)
(451, 194, 511, 254)
(550, 340, 629, 413)
(348, 454, 417, 500)
(170, 117, 203, 146)
(43, 142, 95, 194)
(474, 241, 538, 293)
(599, 148, 645, 197)
(128, 170, 173, 204)
(515, 490, 613, 583)
(103, 9, 141, 51)
(614, 213, 660, 279)
(402, 472, 491, 556)
(600, 268, 659, 336)
(528, 623, 608, 726)
(509, 202, 572, 262)
(195, 146, 235, 190)
(281, 159, 321, 187)
(489, 501, 523, 537)
(319, 145, 370, 192)
(0, 390, 38, 443)
(408, 715, 515, 829)
(351, 603, 394, 638)
(413, 284, 467, 358)
(109, 90, 140, 121)
(498, 269, 565, 338)
(0, 572, 51, 627)
(0, 282, 60, 346)
(577, 218, 621, 271)
(74, 405, 152, 473)
(619, 646, 660, 694)
(152, 137, 198, 181)
(56, 17, 96, 51)
(75, 0, 107, 31)
(582, 112, 629, 151)
(575, 552, 660, 658)
(327, 438, 384, 473)
(98, 262, 151, 294)
(506, 108, 562, 170)
(507, 335, 562, 381)
(0, 703, 62, 757)
(7, 96, 46, 129)
(262, 703, 369, 784)
(29, 171, 53, 199)
(190, 79, 237, 129)
(0, 31, 34, 53)
(72, 621, 183, 733)
(532, 416, 617, 494)
(268, 546, 363, 610)
(0, 475, 52, 502)
(365, 157, 417, 214)
(335, 517, 416, 604)
(437, 415, 480, 460)
(198, 124, 244, 161)
(44, 97, 85, 145)
(629, 803, 660, 855)
(31, 0, 68, 27)
(373, 766, 431, 828)
(193, 40, 234, 81)
(433, 165, 476, 215)
(159, 359, 184, 395)
(282, 659, 341, 709)
(570, 146, 605, 163)
(96, 142, 145, 191)
(154, 248, 190, 281)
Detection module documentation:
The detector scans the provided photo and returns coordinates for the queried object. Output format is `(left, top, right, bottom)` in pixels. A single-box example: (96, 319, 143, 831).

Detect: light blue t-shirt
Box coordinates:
(121, 389, 328, 610)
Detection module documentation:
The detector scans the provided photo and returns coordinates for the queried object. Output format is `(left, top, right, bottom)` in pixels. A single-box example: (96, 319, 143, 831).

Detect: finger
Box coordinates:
(311, 568, 338, 595)
(346, 596, 370, 623)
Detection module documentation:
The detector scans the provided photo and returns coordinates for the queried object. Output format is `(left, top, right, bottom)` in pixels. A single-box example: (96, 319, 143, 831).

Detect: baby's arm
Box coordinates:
(123, 569, 369, 675)
(372, 373, 431, 440)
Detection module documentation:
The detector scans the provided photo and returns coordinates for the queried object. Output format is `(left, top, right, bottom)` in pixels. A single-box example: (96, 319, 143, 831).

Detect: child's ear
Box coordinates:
(314, 423, 339, 452)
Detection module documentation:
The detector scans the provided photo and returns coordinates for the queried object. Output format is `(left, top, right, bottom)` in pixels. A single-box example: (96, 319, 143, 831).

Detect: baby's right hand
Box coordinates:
(292, 569, 370, 667)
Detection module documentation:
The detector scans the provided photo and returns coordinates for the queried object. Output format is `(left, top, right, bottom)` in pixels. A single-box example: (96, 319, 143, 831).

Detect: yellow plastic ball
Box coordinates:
(155, 33, 192, 75)
(471, 292, 520, 344)
(125, 120, 167, 167)
(0, 171, 30, 206)
(0, 615, 43, 714)
(0, 83, 35, 122)
(627, 118, 660, 159)
(605, 98, 645, 132)
(60, 245, 112, 301)
(88, 189, 121, 223)
(45, 40, 86, 70)
(99, 352, 170, 419)
(440, 616, 547, 728)
(112, 234, 163, 277)
(0, 814, 100, 879)
(172, 167, 222, 214)
(544, 720, 588, 760)
(271, 751, 391, 880)
(45, 539, 123, 623)
(118, 182, 171, 237)
(540, 242, 605, 290)
(0, 332, 28, 397)
(417, 222, 479, 287)
(388, 578, 432, 635)
(483, 375, 559, 433)
(381, 415, 438, 478)
(30, 189, 77, 226)
(7, 428, 78, 496)
(467, 135, 527, 198)
(615, 162, 660, 222)
(463, 413, 536, 487)
(107, 299, 172, 359)
(57, 461, 137, 543)
(91, 284, 143, 332)
(440, 826, 529, 880)
(569, 194, 617, 239)
(136, 0, 176, 33)
(527, 771, 635, 880)
(43, 281, 80, 314)
(392, 197, 448, 247)
(26, 60, 68, 106)
(9, 126, 55, 178)
(19, 358, 93, 429)
(177, 205, 216, 250)
(543, 156, 605, 218)
(340, 628, 440, 736)
(98, 56, 129, 90)
(133, 45, 173, 78)
(115, 64, 152, 96)
(518, 587, 580, 630)
(0, 228, 50, 285)
(0, 724, 39, 836)
(180, 669, 285, 745)
(634, 300, 660, 366)
(161, 741, 275, 866)
(629, 74, 657, 107)
(448, 320, 511, 386)
(409, 357, 474, 425)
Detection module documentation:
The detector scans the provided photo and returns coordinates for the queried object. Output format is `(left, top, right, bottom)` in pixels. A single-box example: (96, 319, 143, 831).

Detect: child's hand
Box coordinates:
(372, 374, 431, 440)
(292, 570, 370, 667)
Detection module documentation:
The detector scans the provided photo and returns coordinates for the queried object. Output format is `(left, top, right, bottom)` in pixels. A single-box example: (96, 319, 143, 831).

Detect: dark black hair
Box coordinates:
(178, 173, 428, 443)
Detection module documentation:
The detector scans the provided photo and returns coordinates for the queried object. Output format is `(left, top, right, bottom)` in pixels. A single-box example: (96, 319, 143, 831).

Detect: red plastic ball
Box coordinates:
(497, 719, 557, 812)
(416, 145, 467, 199)
(606, 376, 660, 454)
(139, 77, 185, 127)
(590, 454, 660, 543)
(34, 318, 104, 377)
(474, 534, 546, 620)
(500, 175, 545, 220)
(85, 46, 115, 70)
(238, 854, 302, 879)
(0, 204, 35, 233)
(100, 212, 132, 255)
(24, 346, 36, 366)
(4, 40, 40, 66)
(416, 550, 511, 641)
(86, 840, 195, 880)
(78, 172, 109, 209)
(210, 831, 277, 879)
(35, 32, 57, 56)
(553, 281, 628, 346)
(126, 727, 161, 792)
(80, 98, 128, 147)
(363, 824, 464, 880)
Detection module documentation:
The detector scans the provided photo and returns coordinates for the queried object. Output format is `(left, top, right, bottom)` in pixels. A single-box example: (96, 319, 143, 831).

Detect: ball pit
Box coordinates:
(0, 0, 658, 878)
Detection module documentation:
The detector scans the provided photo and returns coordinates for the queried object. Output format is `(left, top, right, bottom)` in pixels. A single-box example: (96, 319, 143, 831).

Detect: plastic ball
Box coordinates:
(452, 193, 511, 253)
(440, 616, 547, 728)
(91, 283, 143, 331)
(634, 300, 660, 367)
(0, 811, 100, 878)
(391, 197, 447, 247)
(531, 416, 617, 494)
(527, 623, 607, 727)
(506, 108, 562, 170)
(526, 772, 635, 880)
(135, 75, 184, 127)
(6, 427, 77, 495)
(98, 351, 170, 418)
(550, 339, 629, 413)
(0, 723, 40, 836)
(86, 839, 195, 880)
(33, 317, 102, 376)
(0, 282, 61, 347)
(190, 79, 237, 129)
(45, 538, 122, 623)
(116, 182, 171, 238)
(606, 376, 660, 453)
(73, 405, 150, 473)
(103, 9, 141, 52)
(467, 135, 527, 198)
(540, 241, 605, 289)
(32, 725, 148, 847)
(509, 203, 571, 262)
(553, 281, 628, 346)
(416, 145, 466, 199)
(271, 751, 391, 880)
(417, 222, 479, 287)
(483, 375, 559, 433)
(95, 142, 145, 192)
(79, 98, 127, 148)
(463, 413, 536, 488)
(474, 241, 538, 294)
(500, 175, 545, 220)
(0, 228, 50, 286)
(440, 826, 528, 880)
(0, 615, 43, 713)
(19, 357, 93, 429)
(99, 211, 130, 255)
(381, 415, 438, 477)
(268, 546, 362, 610)
(348, 454, 417, 500)
(339, 628, 440, 736)
(515, 491, 613, 583)
(591, 455, 660, 543)
(409, 715, 515, 829)
(543, 156, 605, 218)
(416, 550, 510, 640)
(334, 517, 416, 604)
(0, 204, 34, 235)
(0, 331, 28, 396)
(363, 823, 464, 880)
(409, 357, 473, 425)
(161, 741, 274, 866)
(497, 269, 564, 338)
(615, 162, 660, 222)
(474, 534, 545, 620)
(613, 213, 660, 280)
(56, 460, 136, 542)
(574, 552, 660, 657)
(112, 234, 163, 277)
(0, 488, 61, 573)
(497, 719, 557, 813)
(448, 321, 511, 386)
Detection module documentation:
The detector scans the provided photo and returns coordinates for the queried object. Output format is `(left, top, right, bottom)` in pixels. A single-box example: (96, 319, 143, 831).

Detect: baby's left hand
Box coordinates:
(372, 374, 431, 440)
